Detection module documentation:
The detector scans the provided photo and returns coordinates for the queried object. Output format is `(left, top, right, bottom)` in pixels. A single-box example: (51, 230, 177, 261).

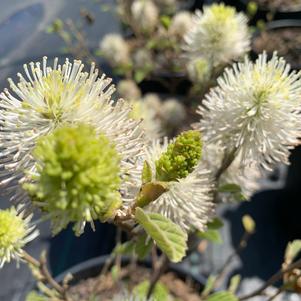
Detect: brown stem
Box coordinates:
(239, 258, 301, 300)
(147, 255, 169, 300)
(266, 289, 283, 301)
(213, 232, 250, 290)
(22, 251, 70, 300)
(215, 148, 237, 182)
(22, 250, 40, 267)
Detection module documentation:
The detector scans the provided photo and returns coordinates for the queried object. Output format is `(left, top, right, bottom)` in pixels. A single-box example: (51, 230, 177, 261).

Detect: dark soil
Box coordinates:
(253, 27, 301, 68)
(67, 265, 202, 301)
(254, 0, 301, 11)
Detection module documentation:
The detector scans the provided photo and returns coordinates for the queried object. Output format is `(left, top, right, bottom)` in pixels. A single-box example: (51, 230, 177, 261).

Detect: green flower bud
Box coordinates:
(24, 124, 121, 235)
(155, 130, 202, 181)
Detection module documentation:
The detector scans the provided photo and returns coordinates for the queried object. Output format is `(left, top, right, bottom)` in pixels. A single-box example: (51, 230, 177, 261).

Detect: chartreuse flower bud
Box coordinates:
(24, 124, 121, 236)
(155, 130, 202, 181)
(0, 207, 38, 267)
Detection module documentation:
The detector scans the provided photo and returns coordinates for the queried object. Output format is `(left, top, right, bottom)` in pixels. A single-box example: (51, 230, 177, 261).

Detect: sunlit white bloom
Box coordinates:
(187, 57, 211, 83)
(161, 98, 186, 127)
(0, 207, 38, 268)
(100, 33, 130, 66)
(132, 48, 153, 70)
(0, 57, 144, 208)
(143, 93, 162, 113)
(169, 11, 193, 39)
(129, 99, 162, 140)
(184, 3, 250, 67)
(131, 0, 159, 33)
(197, 53, 301, 171)
(117, 79, 141, 101)
(135, 139, 214, 232)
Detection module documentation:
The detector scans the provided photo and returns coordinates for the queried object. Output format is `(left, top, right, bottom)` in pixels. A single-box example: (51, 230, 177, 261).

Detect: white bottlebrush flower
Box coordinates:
(0, 57, 145, 211)
(143, 93, 162, 113)
(0, 207, 38, 268)
(187, 57, 211, 83)
(169, 11, 193, 39)
(184, 3, 250, 67)
(117, 79, 141, 100)
(202, 144, 262, 201)
(197, 53, 301, 171)
(132, 48, 153, 70)
(100, 33, 130, 66)
(161, 98, 186, 127)
(131, 0, 159, 34)
(129, 98, 162, 140)
(130, 132, 215, 232)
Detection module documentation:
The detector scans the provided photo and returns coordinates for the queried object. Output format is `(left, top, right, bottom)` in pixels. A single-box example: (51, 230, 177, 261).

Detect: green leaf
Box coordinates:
(247, 1, 258, 17)
(160, 15, 171, 29)
(206, 291, 238, 301)
(207, 218, 224, 230)
(134, 69, 148, 83)
(218, 183, 246, 202)
(26, 291, 49, 301)
(201, 275, 217, 297)
(242, 215, 256, 234)
(113, 241, 135, 256)
(228, 275, 241, 294)
(285, 240, 301, 264)
(111, 265, 120, 282)
(142, 161, 152, 184)
(146, 39, 158, 49)
(197, 229, 222, 244)
(135, 208, 187, 262)
(133, 280, 169, 301)
(135, 235, 153, 259)
(135, 181, 169, 208)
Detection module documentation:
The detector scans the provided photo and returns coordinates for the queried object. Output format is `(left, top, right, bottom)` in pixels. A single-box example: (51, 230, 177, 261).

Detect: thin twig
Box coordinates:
(147, 255, 169, 300)
(239, 258, 301, 300)
(22, 251, 70, 300)
(213, 232, 250, 289)
(266, 289, 283, 301)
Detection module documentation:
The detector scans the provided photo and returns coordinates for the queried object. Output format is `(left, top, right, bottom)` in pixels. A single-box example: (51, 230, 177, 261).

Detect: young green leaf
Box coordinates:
(218, 183, 246, 202)
(285, 240, 301, 264)
(133, 280, 169, 301)
(206, 291, 238, 301)
(201, 275, 217, 297)
(113, 241, 135, 256)
(26, 292, 49, 301)
(228, 275, 241, 294)
(142, 161, 152, 184)
(135, 181, 169, 208)
(135, 235, 153, 260)
(135, 208, 188, 262)
(207, 217, 224, 230)
(242, 215, 256, 234)
(160, 15, 172, 29)
(197, 229, 222, 244)
(134, 69, 148, 83)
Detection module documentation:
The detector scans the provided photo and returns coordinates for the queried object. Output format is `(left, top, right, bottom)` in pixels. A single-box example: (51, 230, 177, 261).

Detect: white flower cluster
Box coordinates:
(184, 3, 250, 68)
(0, 57, 144, 213)
(197, 53, 301, 172)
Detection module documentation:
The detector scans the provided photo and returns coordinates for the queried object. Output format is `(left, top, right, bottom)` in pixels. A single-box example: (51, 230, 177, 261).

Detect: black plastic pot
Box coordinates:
(138, 71, 192, 95)
(54, 255, 206, 295)
(228, 0, 301, 23)
(251, 19, 301, 70)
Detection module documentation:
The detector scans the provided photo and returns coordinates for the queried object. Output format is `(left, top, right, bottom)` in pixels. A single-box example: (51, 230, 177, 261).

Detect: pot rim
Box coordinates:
(54, 255, 207, 287)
